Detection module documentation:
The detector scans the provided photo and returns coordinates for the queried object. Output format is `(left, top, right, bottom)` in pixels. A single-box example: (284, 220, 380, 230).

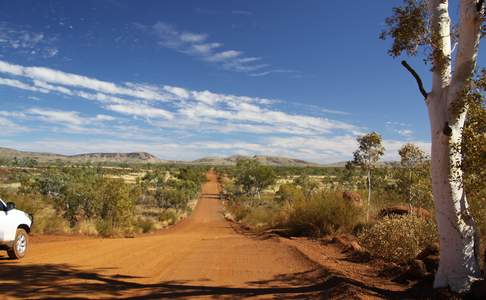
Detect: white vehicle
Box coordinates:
(0, 198, 32, 259)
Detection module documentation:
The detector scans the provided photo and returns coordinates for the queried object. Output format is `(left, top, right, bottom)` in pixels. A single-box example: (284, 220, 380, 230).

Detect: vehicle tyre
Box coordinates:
(7, 229, 28, 259)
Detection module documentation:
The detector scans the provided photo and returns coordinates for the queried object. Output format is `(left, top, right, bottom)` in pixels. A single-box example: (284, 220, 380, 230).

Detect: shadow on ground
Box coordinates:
(0, 260, 432, 299)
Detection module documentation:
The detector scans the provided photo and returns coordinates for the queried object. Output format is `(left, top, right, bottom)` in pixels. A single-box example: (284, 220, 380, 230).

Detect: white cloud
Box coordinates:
(0, 22, 59, 58)
(205, 50, 241, 62)
(95, 114, 116, 121)
(0, 59, 357, 137)
(180, 32, 208, 43)
(27, 108, 86, 126)
(138, 22, 281, 74)
(0, 60, 168, 101)
(397, 129, 413, 138)
(1, 59, 428, 163)
(107, 103, 173, 120)
(0, 77, 49, 93)
(190, 43, 222, 55)
(0, 117, 29, 135)
(250, 69, 298, 77)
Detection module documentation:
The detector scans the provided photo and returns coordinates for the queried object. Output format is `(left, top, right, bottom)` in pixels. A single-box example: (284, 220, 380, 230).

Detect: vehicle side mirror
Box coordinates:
(6, 202, 16, 211)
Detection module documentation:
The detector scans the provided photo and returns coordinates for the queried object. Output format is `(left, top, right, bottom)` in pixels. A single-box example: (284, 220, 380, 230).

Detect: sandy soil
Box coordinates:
(0, 172, 419, 299)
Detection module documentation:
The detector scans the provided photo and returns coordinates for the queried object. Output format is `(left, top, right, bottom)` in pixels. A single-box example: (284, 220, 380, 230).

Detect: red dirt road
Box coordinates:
(0, 172, 412, 299)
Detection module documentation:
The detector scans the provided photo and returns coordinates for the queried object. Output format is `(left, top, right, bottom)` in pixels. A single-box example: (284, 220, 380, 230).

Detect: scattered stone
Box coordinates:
(342, 191, 363, 207)
(378, 205, 432, 219)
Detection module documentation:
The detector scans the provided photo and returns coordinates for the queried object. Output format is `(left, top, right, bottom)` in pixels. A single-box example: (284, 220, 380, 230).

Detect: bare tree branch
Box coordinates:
(401, 60, 428, 99)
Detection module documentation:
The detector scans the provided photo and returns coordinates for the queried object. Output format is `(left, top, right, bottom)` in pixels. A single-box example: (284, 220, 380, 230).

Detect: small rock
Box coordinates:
(349, 240, 364, 253)
(422, 255, 439, 273)
(416, 243, 440, 260)
(406, 259, 427, 279)
(342, 191, 363, 207)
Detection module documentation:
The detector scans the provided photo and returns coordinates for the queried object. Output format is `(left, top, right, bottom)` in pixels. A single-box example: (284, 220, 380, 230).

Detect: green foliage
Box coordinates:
(136, 217, 156, 234)
(275, 183, 304, 204)
(294, 175, 319, 198)
(358, 215, 438, 264)
(0, 190, 70, 234)
(352, 132, 385, 170)
(463, 69, 486, 239)
(155, 187, 189, 210)
(282, 193, 364, 236)
(1, 164, 205, 237)
(235, 159, 277, 197)
(380, 0, 429, 57)
(396, 143, 432, 208)
(159, 208, 179, 225)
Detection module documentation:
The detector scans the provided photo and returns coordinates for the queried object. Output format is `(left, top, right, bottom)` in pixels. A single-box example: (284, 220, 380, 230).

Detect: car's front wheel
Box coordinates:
(7, 228, 28, 259)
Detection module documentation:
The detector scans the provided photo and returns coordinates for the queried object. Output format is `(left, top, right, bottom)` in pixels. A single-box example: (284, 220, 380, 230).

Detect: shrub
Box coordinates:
(358, 214, 438, 264)
(32, 206, 71, 234)
(241, 204, 281, 231)
(73, 219, 98, 236)
(281, 193, 364, 236)
(275, 183, 304, 203)
(136, 217, 156, 233)
(159, 208, 179, 225)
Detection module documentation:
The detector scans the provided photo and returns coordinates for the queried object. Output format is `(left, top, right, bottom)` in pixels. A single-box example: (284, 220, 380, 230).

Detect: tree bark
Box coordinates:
(427, 0, 482, 292)
(367, 169, 371, 222)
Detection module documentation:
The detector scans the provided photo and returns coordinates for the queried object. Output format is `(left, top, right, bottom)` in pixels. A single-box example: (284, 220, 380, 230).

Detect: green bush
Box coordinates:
(32, 207, 71, 234)
(159, 208, 179, 225)
(358, 214, 438, 264)
(281, 193, 364, 236)
(275, 183, 304, 203)
(96, 219, 117, 237)
(136, 217, 156, 233)
(241, 204, 282, 230)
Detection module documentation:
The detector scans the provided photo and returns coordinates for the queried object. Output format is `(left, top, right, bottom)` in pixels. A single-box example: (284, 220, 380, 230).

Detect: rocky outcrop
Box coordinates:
(342, 191, 363, 207)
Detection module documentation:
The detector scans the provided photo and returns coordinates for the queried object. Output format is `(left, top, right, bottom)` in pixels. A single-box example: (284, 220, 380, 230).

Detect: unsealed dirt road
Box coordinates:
(0, 172, 412, 299)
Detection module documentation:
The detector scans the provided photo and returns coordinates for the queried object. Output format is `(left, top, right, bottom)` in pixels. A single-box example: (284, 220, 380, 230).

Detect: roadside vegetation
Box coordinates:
(0, 163, 207, 237)
(218, 128, 485, 270)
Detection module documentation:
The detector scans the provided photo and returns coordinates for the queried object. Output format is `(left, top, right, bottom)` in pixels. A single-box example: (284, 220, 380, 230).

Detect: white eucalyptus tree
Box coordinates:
(382, 0, 484, 292)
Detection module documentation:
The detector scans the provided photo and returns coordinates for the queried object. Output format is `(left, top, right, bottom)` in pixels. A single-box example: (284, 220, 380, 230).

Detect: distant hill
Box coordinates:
(192, 155, 322, 167)
(0, 147, 163, 164)
(0, 147, 355, 167)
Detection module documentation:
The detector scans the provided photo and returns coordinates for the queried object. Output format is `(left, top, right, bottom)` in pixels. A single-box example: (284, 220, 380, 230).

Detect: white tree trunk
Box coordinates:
(428, 100, 480, 292)
(367, 169, 371, 221)
(427, 0, 482, 292)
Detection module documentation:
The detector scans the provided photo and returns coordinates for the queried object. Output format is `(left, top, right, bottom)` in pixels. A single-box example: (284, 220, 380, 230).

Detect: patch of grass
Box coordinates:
(73, 219, 98, 236)
(136, 217, 156, 233)
(32, 206, 71, 234)
(159, 208, 179, 226)
(281, 192, 364, 236)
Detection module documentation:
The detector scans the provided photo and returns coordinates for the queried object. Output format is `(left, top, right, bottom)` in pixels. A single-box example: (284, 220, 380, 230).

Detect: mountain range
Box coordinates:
(0, 147, 323, 167)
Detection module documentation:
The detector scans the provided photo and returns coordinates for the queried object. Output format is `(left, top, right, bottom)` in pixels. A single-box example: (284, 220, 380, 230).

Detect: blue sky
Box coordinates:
(0, 0, 482, 163)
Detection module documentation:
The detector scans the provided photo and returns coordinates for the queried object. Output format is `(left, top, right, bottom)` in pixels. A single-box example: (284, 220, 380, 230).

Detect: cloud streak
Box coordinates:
(136, 22, 286, 75)
(0, 22, 59, 58)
